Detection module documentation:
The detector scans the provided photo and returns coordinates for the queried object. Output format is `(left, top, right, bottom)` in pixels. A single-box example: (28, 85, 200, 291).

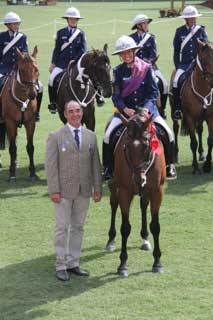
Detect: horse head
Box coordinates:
(16, 46, 39, 99)
(197, 40, 213, 88)
(81, 44, 112, 97)
(123, 110, 155, 187)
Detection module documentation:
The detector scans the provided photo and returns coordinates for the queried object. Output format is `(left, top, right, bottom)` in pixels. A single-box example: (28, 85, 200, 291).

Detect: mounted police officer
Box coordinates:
(103, 35, 177, 181)
(129, 14, 168, 119)
(0, 12, 43, 122)
(172, 5, 208, 120)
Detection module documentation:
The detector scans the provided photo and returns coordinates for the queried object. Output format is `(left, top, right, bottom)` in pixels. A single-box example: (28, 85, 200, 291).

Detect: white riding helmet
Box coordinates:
(62, 7, 83, 19)
(180, 5, 202, 19)
(112, 35, 140, 55)
(131, 14, 152, 30)
(4, 12, 21, 24)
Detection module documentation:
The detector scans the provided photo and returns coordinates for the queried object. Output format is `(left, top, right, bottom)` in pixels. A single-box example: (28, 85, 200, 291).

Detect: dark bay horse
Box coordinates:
(170, 40, 213, 173)
(56, 44, 112, 131)
(0, 47, 39, 182)
(106, 110, 166, 276)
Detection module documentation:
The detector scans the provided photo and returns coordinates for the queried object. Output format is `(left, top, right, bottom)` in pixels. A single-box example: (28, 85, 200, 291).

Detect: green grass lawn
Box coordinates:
(0, 2, 213, 320)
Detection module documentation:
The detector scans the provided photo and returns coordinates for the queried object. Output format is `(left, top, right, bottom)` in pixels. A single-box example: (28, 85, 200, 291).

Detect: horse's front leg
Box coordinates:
(189, 132, 200, 174)
(106, 180, 118, 252)
(117, 189, 133, 277)
(203, 129, 213, 173)
(140, 196, 152, 251)
(150, 189, 163, 273)
(82, 102, 95, 131)
(25, 122, 37, 181)
(6, 120, 17, 182)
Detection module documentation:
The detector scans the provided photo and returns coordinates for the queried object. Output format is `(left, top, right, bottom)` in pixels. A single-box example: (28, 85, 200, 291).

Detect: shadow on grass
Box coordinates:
(0, 246, 148, 320)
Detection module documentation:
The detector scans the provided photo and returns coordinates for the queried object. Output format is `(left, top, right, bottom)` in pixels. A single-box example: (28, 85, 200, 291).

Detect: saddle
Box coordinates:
(0, 75, 9, 97)
(109, 123, 125, 153)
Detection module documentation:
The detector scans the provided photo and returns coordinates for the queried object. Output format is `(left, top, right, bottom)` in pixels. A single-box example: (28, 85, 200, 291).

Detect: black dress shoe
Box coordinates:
(67, 266, 89, 276)
(48, 103, 57, 114)
(166, 164, 177, 180)
(55, 270, 70, 281)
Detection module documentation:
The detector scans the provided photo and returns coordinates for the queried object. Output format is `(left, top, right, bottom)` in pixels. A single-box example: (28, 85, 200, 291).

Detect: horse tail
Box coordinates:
(180, 115, 189, 136)
(0, 122, 7, 150)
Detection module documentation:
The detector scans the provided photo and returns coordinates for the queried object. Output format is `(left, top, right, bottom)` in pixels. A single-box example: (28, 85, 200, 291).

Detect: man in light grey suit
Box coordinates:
(46, 100, 102, 281)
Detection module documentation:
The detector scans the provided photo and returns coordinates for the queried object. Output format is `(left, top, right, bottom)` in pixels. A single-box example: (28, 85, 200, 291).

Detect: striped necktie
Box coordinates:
(74, 129, 80, 149)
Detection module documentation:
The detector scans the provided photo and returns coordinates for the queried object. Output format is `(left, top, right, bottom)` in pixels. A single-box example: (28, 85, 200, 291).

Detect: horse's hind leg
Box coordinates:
(197, 122, 205, 161)
(150, 191, 163, 273)
(203, 130, 213, 173)
(173, 120, 179, 163)
(6, 121, 17, 182)
(25, 122, 37, 181)
(140, 197, 152, 251)
(106, 180, 118, 252)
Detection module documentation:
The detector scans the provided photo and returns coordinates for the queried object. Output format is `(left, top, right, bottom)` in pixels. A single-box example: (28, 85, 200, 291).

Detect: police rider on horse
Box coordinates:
(0, 12, 43, 122)
(172, 5, 208, 120)
(48, 7, 104, 114)
(129, 14, 168, 119)
(102, 35, 177, 181)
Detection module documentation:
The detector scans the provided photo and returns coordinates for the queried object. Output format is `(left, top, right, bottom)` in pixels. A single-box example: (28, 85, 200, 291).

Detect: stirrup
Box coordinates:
(173, 110, 182, 120)
(103, 167, 113, 180)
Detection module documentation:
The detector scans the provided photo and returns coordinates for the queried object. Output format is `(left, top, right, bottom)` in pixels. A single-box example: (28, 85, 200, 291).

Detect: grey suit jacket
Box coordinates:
(45, 125, 102, 199)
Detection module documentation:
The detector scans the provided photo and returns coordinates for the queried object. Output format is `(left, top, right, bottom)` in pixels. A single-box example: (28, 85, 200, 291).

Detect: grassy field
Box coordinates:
(0, 2, 213, 320)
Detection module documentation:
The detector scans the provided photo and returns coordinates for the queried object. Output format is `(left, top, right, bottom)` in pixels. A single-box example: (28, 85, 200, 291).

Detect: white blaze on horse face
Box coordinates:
(133, 139, 141, 147)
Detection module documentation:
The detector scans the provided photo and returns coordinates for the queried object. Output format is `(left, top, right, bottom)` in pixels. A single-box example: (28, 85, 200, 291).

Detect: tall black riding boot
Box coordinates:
(160, 93, 167, 119)
(35, 91, 43, 122)
(164, 141, 177, 180)
(48, 85, 57, 114)
(102, 142, 113, 180)
(172, 87, 182, 120)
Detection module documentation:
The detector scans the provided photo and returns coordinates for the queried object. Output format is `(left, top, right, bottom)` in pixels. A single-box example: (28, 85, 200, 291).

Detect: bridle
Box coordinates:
(190, 44, 213, 109)
(68, 50, 111, 108)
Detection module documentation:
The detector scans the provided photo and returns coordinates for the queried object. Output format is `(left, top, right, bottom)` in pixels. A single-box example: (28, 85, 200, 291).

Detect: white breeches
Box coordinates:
(173, 68, 185, 88)
(104, 117, 122, 144)
(154, 115, 174, 142)
(104, 115, 174, 144)
(49, 67, 63, 86)
(155, 69, 169, 94)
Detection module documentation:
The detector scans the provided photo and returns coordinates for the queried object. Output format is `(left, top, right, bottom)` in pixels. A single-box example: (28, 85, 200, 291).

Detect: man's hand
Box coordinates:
(49, 63, 56, 73)
(93, 192, 102, 202)
(50, 192, 61, 203)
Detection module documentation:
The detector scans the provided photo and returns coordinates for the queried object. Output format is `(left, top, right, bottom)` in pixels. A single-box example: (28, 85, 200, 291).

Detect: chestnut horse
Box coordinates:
(0, 47, 39, 182)
(170, 41, 213, 171)
(56, 44, 112, 131)
(106, 110, 166, 276)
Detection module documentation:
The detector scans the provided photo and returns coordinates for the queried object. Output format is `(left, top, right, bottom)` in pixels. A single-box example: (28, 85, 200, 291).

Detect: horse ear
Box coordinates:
(120, 113, 129, 126)
(16, 48, 24, 60)
(32, 46, 38, 58)
(103, 44, 108, 55)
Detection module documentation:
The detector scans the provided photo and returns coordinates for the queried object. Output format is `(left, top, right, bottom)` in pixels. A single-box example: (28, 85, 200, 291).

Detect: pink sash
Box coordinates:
(121, 57, 150, 98)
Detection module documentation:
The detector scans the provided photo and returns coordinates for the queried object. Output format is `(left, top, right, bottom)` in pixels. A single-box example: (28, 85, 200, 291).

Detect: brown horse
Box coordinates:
(0, 46, 39, 182)
(56, 44, 112, 131)
(170, 40, 213, 173)
(106, 110, 166, 276)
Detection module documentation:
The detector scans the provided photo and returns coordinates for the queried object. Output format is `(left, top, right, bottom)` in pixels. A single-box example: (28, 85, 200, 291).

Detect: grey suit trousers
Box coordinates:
(54, 194, 90, 271)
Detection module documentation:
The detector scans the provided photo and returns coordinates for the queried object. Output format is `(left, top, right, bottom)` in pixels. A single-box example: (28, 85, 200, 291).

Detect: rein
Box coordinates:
(190, 54, 213, 109)
(10, 72, 31, 112)
(124, 137, 155, 189)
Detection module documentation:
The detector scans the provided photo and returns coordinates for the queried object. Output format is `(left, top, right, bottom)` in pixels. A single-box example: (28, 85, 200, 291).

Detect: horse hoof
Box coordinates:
(152, 265, 164, 273)
(117, 268, 128, 277)
(106, 241, 116, 252)
(199, 153, 205, 162)
(141, 241, 152, 251)
(202, 162, 212, 173)
(30, 175, 38, 182)
(8, 176, 16, 183)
